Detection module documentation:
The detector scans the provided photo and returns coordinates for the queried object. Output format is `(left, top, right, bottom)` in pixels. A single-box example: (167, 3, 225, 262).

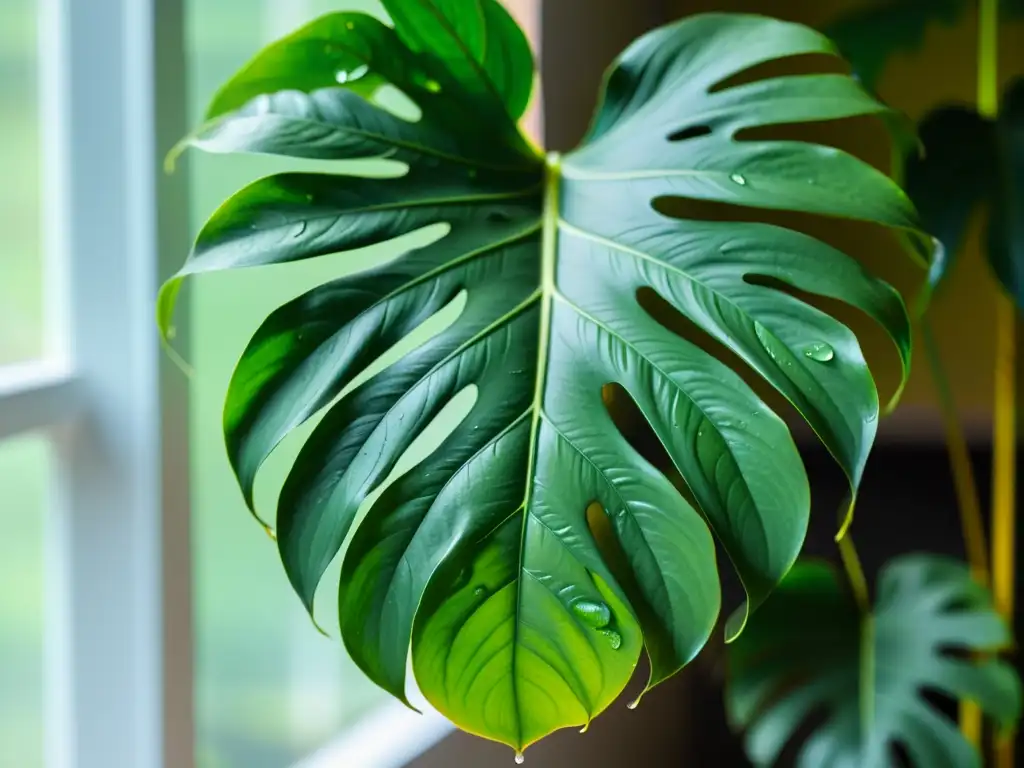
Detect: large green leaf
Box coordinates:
(162, 7, 922, 754)
(904, 79, 1024, 305)
(727, 555, 1021, 767)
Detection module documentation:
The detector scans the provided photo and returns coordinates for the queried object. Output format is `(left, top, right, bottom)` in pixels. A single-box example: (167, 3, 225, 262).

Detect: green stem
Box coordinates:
(838, 533, 874, 742)
(838, 533, 870, 615)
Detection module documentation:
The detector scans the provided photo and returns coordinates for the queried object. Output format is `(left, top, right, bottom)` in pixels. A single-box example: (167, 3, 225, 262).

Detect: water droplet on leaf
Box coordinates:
(335, 64, 368, 84)
(412, 71, 443, 93)
(514, 752, 525, 764)
(803, 342, 835, 362)
(474, 586, 487, 597)
(730, 173, 747, 186)
(627, 697, 641, 710)
(601, 629, 622, 650)
(572, 599, 611, 629)
(346, 21, 355, 30)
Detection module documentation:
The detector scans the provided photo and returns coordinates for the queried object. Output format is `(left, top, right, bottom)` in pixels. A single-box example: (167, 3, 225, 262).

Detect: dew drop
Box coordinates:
(515, 753, 525, 765)
(346, 20, 355, 30)
(335, 64, 369, 84)
(730, 173, 747, 186)
(627, 697, 640, 710)
(803, 342, 835, 363)
(413, 71, 443, 93)
(474, 586, 487, 597)
(601, 629, 623, 650)
(572, 599, 611, 629)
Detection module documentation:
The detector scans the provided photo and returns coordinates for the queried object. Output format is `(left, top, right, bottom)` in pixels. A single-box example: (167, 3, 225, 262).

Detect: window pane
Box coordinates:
(0, 435, 49, 766)
(0, 1, 44, 365)
(186, 3, 390, 766)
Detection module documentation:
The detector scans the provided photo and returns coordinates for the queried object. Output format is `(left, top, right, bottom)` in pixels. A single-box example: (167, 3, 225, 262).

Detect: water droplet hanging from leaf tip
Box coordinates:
(515, 752, 525, 764)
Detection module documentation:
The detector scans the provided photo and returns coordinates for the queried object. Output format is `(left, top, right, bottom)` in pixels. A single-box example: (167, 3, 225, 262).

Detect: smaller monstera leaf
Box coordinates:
(728, 555, 1021, 768)
(824, 0, 966, 92)
(161, 3, 926, 756)
(904, 78, 1024, 306)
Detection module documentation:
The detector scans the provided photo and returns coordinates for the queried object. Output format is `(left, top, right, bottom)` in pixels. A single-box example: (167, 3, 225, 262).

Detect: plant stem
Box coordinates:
(925, 321, 988, 747)
(838, 533, 874, 742)
(921, 322, 990, 584)
(838, 532, 870, 615)
(978, 1, 1017, 764)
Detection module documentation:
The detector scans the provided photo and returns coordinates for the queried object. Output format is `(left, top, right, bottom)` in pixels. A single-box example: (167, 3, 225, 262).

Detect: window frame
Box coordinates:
(0, 0, 192, 766)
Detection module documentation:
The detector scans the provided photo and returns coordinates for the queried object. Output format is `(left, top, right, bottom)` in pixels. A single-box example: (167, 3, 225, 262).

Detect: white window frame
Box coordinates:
(1, 0, 192, 766)
(0, 1, 547, 766)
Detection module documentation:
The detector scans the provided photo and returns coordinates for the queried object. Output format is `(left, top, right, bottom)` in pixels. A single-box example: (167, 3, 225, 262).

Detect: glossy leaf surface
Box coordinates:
(728, 555, 1021, 767)
(163, 6, 920, 753)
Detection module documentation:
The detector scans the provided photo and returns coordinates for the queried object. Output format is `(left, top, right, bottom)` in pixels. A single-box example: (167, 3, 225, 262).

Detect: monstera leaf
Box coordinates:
(825, 0, 1024, 92)
(727, 556, 1021, 767)
(161, 3, 924, 754)
(824, 0, 965, 91)
(905, 79, 1024, 304)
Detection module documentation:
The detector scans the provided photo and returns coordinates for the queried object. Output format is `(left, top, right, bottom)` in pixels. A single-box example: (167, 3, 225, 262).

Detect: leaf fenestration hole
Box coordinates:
(371, 83, 422, 122)
(342, 287, 468, 398)
(742, 274, 904, 411)
(735, 114, 894, 172)
(649, 196, 922, 303)
(667, 124, 713, 142)
(709, 53, 847, 94)
(634, 286, 804, 434)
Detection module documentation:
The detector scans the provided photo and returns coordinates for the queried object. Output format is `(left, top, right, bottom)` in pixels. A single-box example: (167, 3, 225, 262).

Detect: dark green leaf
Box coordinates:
(379, 0, 535, 121)
(824, 0, 966, 92)
(728, 555, 1021, 767)
(901, 78, 1024, 306)
(163, 8, 923, 754)
(905, 106, 998, 291)
(989, 79, 1024, 306)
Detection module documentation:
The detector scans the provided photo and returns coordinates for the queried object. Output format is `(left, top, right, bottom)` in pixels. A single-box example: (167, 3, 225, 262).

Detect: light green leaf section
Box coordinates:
(162, 6, 923, 755)
(728, 555, 1022, 767)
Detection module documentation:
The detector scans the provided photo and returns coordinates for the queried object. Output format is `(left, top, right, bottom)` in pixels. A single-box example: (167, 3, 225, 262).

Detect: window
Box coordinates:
(0, 435, 49, 766)
(0, 1, 535, 765)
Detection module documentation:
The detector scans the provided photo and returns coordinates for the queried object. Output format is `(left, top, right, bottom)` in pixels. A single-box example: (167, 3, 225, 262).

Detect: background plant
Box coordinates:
(727, 1, 1023, 766)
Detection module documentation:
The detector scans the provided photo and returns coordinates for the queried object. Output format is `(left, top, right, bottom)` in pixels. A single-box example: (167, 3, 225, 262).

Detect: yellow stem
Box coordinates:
(978, 0, 1016, 764)
(922, 319, 989, 747)
(922, 322, 990, 584)
(838, 533, 870, 616)
(992, 299, 1016, 768)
